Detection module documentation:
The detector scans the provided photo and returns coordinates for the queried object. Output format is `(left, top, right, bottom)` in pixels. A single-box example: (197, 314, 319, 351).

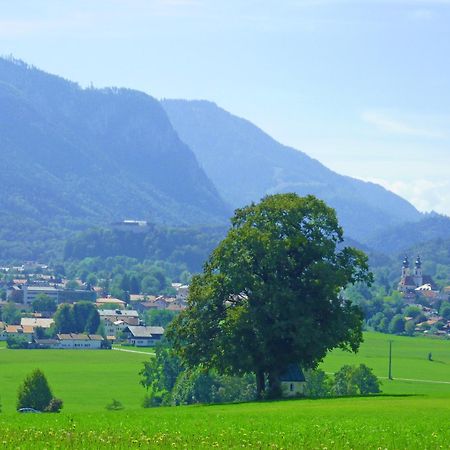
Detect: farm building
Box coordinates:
(280, 364, 306, 397)
(123, 325, 164, 347)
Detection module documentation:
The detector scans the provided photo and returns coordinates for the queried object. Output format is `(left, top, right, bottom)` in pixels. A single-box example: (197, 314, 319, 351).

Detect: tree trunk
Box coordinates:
(256, 369, 265, 399)
(268, 370, 282, 399)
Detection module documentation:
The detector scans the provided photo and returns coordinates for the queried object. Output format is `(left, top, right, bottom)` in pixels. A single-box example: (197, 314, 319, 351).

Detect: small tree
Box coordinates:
(389, 314, 405, 334)
(404, 320, 416, 336)
(333, 365, 357, 396)
(2, 302, 21, 324)
(32, 294, 57, 314)
(333, 364, 380, 396)
(439, 302, 450, 321)
(17, 369, 53, 411)
(54, 304, 75, 334)
(304, 369, 332, 398)
(352, 364, 381, 395)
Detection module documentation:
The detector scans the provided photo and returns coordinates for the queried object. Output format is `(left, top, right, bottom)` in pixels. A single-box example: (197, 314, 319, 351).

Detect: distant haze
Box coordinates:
(1, 1, 449, 215)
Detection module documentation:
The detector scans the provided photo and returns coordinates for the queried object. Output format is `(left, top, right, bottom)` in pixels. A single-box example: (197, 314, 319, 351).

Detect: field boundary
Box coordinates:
(112, 347, 152, 355)
(326, 372, 450, 385)
(380, 376, 450, 385)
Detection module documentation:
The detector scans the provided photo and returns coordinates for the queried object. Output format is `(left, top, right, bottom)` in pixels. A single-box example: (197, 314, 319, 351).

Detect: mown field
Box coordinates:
(0, 333, 449, 448)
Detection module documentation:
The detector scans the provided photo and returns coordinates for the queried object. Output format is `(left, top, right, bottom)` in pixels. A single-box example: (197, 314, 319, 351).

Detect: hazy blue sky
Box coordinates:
(1, 0, 449, 214)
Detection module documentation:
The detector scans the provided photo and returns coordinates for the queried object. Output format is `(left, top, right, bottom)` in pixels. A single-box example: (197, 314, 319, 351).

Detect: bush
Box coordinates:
(405, 320, 416, 336)
(105, 399, 124, 410)
(333, 365, 358, 396)
(170, 369, 256, 405)
(45, 398, 63, 413)
(389, 314, 405, 334)
(304, 369, 332, 398)
(333, 364, 381, 396)
(352, 364, 381, 395)
(6, 335, 29, 349)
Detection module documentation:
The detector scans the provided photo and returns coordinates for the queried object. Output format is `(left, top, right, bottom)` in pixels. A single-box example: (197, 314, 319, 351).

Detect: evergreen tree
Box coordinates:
(17, 369, 53, 411)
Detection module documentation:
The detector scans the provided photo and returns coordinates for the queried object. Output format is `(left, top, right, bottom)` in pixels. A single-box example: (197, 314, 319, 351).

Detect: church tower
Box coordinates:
(398, 256, 410, 292)
(413, 255, 423, 287)
(401, 256, 410, 278)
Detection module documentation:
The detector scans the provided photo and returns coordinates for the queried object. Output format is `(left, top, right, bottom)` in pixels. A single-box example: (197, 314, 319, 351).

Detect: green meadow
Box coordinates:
(0, 333, 449, 448)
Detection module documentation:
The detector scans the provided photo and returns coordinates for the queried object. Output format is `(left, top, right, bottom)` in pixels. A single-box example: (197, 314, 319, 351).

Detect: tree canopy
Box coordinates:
(168, 194, 372, 397)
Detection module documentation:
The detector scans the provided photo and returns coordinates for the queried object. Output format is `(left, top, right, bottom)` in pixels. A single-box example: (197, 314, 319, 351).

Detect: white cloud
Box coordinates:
(365, 177, 450, 215)
(361, 111, 447, 139)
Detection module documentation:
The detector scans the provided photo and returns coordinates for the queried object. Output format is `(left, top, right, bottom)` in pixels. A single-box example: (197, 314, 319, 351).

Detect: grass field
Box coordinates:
(0, 333, 449, 448)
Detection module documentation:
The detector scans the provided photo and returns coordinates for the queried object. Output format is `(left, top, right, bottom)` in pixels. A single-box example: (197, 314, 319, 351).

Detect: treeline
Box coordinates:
(63, 256, 191, 298)
(64, 225, 226, 273)
(139, 345, 381, 407)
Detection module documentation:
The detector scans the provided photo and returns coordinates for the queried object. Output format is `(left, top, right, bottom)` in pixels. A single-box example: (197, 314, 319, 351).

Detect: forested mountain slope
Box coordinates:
(0, 58, 229, 260)
(162, 99, 422, 243)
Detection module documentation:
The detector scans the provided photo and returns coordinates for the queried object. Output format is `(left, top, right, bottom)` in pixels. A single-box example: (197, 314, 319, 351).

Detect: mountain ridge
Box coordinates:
(161, 99, 422, 243)
(0, 58, 229, 260)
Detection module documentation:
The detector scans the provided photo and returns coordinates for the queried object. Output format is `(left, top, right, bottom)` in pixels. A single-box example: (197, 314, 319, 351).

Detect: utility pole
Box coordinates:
(388, 340, 393, 380)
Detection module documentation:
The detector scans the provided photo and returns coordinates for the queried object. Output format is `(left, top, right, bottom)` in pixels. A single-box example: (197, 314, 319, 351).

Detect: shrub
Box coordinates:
(352, 364, 381, 395)
(106, 399, 124, 410)
(389, 314, 405, 334)
(45, 397, 63, 413)
(405, 320, 416, 336)
(333, 365, 358, 396)
(7, 335, 29, 349)
(333, 364, 381, 396)
(304, 369, 332, 398)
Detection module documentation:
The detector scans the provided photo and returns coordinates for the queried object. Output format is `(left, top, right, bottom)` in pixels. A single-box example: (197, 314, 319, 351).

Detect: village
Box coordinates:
(0, 256, 449, 350)
(0, 261, 188, 349)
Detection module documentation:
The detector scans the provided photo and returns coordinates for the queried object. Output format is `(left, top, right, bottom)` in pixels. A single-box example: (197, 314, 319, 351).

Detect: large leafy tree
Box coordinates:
(168, 194, 372, 397)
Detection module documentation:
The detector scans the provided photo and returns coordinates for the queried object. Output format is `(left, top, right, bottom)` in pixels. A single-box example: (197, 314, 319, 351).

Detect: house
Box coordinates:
(129, 294, 152, 303)
(96, 297, 126, 309)
(33, 338, 60, 349)
(5, 325, 34, 341)
(111, 220, 149, 233)
(22, 285, 60, 305)
(134, 301, 159, 313)
(56, 333, 104, 349)
(175, 284, 189, 304)
(21, 318, 54, 329)
(103, 319, 128, 337)
(98, 309, 140, 327)
(123, 325, 164, 347)
(280, 364, 306, 397)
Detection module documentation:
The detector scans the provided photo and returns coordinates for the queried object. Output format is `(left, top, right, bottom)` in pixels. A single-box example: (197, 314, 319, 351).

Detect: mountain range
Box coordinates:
(161, 99, 422, 242)
(0, 57, 448, 262)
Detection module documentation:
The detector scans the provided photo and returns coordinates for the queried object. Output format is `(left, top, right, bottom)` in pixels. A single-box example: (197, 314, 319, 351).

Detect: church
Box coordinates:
(398, 255, 437, 293)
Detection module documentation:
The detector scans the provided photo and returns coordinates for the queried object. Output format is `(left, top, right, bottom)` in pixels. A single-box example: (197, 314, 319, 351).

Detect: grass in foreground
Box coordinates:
(0, 332, 449, 448)
(0, 396, 449, 448)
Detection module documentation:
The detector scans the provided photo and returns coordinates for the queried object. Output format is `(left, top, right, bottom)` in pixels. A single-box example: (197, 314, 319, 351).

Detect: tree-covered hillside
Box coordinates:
(64, 224, 226, 273)
(366, 214, 450, 255)
(162, 99, 422, 243)
(0, 58, 229, 261)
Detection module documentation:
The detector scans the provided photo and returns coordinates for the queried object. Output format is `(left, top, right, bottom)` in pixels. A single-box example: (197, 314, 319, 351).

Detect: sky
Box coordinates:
(1, 0, 449, 215)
